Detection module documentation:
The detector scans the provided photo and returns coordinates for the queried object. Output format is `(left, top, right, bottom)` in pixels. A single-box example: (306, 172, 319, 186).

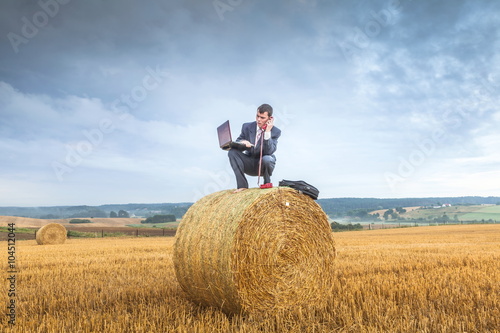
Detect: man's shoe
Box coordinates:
(259, 183, 273, 189)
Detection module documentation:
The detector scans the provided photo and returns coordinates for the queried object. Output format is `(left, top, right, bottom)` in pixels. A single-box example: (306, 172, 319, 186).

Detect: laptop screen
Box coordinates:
(217, 120, 232, 148)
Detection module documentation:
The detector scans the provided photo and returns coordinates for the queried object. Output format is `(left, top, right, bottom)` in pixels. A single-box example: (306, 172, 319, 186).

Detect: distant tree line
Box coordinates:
(0, 203, 191, 219)
(330, 221, 363, 232)
(101, 203, 191, 219)
(109, 210, 130, 218)
(382, 207, 407, 220)
(69, 219, 92, 224)
(141, 214, 176, 224)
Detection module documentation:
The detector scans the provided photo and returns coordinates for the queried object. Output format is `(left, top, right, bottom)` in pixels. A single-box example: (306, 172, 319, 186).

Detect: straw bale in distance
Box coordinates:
(36, 223, 67, 245)
(173, 187, 336, 314)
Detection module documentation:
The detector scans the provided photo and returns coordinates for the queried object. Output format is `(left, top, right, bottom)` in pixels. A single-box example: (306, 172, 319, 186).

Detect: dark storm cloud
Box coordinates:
(1, 0, 499, 205)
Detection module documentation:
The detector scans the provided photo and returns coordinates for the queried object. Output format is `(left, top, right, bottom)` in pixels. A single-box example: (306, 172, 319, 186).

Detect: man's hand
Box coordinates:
(239, 140, 253, 148)
(265, 116, 274, 132)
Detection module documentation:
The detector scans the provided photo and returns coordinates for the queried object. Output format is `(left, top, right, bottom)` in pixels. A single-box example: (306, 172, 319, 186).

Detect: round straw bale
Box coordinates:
(36, 223, 67, 245)
(173, 187, 336, 314)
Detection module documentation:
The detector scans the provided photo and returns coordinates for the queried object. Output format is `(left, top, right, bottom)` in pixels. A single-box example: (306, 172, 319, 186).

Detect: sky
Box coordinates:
(1, 0, 499, 206)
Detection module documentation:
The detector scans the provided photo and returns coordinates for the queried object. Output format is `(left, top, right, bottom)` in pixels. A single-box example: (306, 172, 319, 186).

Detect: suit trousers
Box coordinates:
(228, 149, 276, 188)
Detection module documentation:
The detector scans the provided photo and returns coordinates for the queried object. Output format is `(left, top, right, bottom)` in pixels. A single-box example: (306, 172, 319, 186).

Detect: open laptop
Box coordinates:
(217, 120, 248, 150)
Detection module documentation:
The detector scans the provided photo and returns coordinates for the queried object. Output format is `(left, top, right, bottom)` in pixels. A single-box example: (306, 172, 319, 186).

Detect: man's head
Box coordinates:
(257, 104, 273, 117)
(256, 104, 273, 129)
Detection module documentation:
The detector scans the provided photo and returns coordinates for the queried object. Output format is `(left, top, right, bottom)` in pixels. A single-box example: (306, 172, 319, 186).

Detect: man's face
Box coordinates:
(256, 112, 269, 129)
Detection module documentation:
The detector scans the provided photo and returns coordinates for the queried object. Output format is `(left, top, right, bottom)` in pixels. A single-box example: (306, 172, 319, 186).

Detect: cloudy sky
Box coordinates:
(1, 0, 499, 206)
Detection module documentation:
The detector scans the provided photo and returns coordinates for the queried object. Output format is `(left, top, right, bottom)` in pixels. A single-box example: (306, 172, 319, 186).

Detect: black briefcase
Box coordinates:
(278, 179, 319, 200)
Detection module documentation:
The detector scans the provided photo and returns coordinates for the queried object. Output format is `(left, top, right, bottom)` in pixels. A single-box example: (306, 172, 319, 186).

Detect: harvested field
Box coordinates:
(1, 224, 499, 332)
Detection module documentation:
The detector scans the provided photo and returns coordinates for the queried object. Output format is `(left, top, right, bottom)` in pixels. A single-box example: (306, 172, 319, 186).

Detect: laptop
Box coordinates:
(217, 120, 248, 150)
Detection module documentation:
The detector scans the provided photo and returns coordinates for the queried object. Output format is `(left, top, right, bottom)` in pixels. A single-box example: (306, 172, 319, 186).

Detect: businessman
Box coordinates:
(228, 104, 281, 192)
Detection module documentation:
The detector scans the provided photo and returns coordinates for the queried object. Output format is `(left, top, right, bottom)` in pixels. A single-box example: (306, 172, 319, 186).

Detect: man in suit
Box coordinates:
(228, 104, 281, 192)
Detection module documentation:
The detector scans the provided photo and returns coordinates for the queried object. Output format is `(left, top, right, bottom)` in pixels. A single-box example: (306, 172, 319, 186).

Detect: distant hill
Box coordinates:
(1, 196, 499, 219)
(317, 196, 500, 218)
(384, 204, 500, 223)
(0, 203, 192, 220)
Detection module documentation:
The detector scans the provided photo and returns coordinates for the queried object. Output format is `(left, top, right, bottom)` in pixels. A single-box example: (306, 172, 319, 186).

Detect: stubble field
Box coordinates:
(1, 224, 499, 332)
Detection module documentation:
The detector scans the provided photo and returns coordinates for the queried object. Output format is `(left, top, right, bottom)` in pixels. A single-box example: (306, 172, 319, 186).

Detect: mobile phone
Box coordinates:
(262, 117, 273, 130)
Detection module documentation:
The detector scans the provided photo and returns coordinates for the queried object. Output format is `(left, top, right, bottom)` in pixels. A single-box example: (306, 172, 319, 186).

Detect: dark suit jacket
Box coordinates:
(236, 121, 281, 158)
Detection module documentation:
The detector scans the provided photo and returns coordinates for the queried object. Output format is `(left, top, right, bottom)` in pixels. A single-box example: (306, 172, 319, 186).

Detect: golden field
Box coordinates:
(1, 224, 499, 332)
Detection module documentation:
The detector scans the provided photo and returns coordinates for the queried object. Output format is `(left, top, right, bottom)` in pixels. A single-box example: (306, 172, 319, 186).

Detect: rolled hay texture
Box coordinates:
(173, 187, 336, 315)
(36, 223, 67, 245)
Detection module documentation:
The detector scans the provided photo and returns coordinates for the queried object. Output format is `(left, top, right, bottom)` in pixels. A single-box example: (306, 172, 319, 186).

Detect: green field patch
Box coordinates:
(398, 207, 462, 221)
(459, 214, 500, 222)
(67, 230, 99, 238)
(0, 226, 35, 234)
(67, 230, 129, 238)
(458, 205, 500, 221)
(127, 221, 179, 228)
(475, 205, 500, 213)
(379, 205, 500, 223)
